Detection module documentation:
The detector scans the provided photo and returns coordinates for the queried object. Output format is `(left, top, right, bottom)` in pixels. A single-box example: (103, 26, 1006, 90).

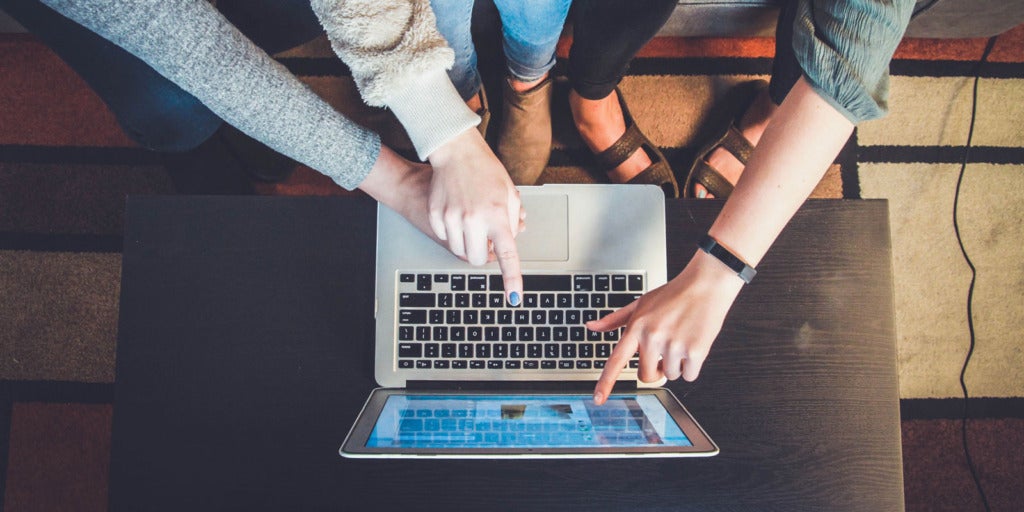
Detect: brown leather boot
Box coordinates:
(496, 77, 553, 185)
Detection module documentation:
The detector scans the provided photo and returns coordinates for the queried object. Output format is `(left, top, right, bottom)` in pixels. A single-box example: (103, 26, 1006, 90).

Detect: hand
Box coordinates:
(426, 128, 525, 303)
(587, 250, 745, 405)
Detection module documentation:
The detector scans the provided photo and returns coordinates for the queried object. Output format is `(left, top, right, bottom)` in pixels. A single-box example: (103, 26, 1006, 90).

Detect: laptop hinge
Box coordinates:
(406, 380, 638, 392)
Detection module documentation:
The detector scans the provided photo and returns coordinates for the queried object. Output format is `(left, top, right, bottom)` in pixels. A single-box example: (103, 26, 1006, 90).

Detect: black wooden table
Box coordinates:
(113, 195, 902, 511)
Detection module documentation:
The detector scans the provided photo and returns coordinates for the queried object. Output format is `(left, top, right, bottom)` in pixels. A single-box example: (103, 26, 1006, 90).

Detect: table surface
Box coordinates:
(113, 196, 902, 511)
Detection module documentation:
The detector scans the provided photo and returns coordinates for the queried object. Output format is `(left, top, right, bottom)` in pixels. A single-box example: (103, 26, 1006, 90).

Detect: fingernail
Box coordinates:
(696, 189, 707, 199)
(508, 291, 521, 307)
(593, 392, 603, 404)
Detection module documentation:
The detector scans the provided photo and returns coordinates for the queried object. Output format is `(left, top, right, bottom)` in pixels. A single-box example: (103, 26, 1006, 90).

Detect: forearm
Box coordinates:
(43, 0, 380, 189)
(708, 77, 854, 267)
(312, 0, 477, 160)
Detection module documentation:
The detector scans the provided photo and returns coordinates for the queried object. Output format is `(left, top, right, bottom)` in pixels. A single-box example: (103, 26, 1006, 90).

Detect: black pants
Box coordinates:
(568, 0, 802, 106)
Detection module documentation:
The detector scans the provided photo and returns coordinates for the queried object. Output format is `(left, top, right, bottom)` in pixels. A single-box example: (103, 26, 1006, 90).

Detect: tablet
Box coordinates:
(340, 388, 718, 458)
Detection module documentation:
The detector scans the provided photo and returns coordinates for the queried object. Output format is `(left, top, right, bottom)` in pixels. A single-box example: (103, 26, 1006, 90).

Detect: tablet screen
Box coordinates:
(365, 394, 692, 449)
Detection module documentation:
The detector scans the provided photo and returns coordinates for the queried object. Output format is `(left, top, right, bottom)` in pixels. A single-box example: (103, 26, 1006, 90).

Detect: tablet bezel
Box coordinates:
(340, 388, 718, 458)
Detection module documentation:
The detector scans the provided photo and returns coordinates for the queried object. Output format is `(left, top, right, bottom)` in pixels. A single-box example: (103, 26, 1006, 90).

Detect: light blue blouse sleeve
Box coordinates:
(791, 0, 915, 124)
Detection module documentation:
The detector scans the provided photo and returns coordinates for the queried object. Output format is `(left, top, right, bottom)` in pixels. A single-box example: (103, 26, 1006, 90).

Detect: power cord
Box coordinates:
(952, 34, 998, 512)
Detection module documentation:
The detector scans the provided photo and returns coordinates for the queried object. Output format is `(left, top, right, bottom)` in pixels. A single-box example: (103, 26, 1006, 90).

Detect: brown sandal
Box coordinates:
(592, 88, 679, 198)
(683, 79, 768, 199)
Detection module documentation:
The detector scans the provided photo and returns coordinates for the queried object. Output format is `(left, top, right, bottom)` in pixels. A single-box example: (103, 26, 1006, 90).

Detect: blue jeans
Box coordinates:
(429, 0, 572, 100)
(1, 0, 319, 152)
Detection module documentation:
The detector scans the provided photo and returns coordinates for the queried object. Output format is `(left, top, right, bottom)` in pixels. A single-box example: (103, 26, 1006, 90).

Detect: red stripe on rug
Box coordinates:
(4, 403, 112, 512)
(0, 39, 136, 147)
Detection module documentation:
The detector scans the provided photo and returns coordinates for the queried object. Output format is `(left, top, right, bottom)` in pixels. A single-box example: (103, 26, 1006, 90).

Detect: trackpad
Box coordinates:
(517, 194, 568, 262)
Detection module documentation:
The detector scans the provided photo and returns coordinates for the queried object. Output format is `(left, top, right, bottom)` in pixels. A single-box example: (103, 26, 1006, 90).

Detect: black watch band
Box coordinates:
(697, 234, 757, 284)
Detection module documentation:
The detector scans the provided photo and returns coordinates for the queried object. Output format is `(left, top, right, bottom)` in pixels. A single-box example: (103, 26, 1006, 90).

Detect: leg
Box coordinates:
(689, 1, 795, 198)
(0, 0, 222, 152)
(491, 0, 572, 184)
(428, 0, 481, 102)
(567, 0, 677, 189)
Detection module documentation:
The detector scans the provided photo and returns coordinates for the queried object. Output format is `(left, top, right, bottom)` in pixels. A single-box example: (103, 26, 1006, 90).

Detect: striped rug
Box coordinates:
(1, 24, 1022, 511)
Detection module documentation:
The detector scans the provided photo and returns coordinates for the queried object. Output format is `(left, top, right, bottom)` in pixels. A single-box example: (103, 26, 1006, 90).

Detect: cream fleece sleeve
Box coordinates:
(311, 0, 479, 161)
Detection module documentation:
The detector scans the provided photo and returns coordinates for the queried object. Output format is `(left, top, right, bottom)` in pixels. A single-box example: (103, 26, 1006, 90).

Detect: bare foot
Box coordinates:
(569, 89, 652, 183)
(694, 88, 777, 198)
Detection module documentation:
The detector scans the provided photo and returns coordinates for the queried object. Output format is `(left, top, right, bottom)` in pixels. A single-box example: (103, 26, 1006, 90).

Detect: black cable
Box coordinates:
(952, 35, 997, 512)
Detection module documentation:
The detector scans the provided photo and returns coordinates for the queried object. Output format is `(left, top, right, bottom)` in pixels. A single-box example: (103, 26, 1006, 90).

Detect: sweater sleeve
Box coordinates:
(791, 0, 915, 124)
(40, 0, 381, 191)
(311, 0, 479, 161)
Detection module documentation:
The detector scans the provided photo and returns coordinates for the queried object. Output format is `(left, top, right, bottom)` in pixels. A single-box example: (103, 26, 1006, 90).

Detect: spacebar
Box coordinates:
(522, 274, 572, 291)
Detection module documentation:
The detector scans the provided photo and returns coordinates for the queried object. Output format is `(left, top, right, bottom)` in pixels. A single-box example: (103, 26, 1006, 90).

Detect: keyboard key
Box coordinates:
(442, 343, 457, 358)
(467, 326, 482, 341)
(450, 327, 465, 341)
(416, 274, 432, 291)
(450, 275, 466, 290)
(597, 344, 611, 358)
(470, 360, 485, 369)
(574, 294, 589, 308)
(399, 359, 414, 368)
(536, 327, 551, 342)
(433, 360, 450, 369)
(540, 293, 555, 308)
(561, 344, 576, 358)
(574, 275, 594, 291)
(523, 274, 571, 291)
(416, 360, 431, 369)
(511, 344, 525, 358)
(524, 361, 539, 369)
(398, 326, 413, 340)
(514, 310, 529, 324)
(458, 344, 473, 358)
(559, 361, 574, 369)
(416, 326, 431, 341)
(399, 310, 426, 324)
(398, 343, 421, 358)
(489, 294, 504, 308)
(438, 294, 453, 308)
(544, 344, 559, 358)
(628, 275, 644, 291)
(427, 310, 443, 324)
(570, 327, 585, 341)
(455, 293, 470, 308)
(527, 344, 542, 358)
(446, 310, 461, 324)
(453, 360, 468, 369)
(472, 293, 487, 308)
(591, 294, 606, 308)
(432, 326, 448, 341)
(566, 311, 581, 325)
(485, 327, 499, 341)
(400, 293, 435, 307)
(498, 310, 513, 324)
(425, 343, 439, 358)
(400, 273, 415, 283)
(488, 361, 503, 369)
(434, 274, 449, 283)
(576, 360, 592, 369)
(595, 275, 610, 291)
(489, 274, 504, 291)
(557, 294, 572, 308)
(523, 293, 539, 308)
(518, 327, 534, 342)
(580, 344, 594, 358)
(553, 327, 568, 342)
(542, 360, 557, 369)
(608, 293, 640, 308)
(475, 345, 491, 358)
(468, 275, 488, 290)
(612, 275, 627, 291)
(481, 311, 496, 325)
(505, 360, 521, 369)
(501, 327, 516, 341)
(531, 311, 546, 324)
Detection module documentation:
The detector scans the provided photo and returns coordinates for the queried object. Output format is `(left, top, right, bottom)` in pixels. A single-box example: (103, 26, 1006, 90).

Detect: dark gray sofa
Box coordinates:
(658, 0, 1024, 38)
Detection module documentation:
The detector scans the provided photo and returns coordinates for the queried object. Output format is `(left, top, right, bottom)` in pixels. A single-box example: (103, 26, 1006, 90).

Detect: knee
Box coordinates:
(114, 87, 223, 152)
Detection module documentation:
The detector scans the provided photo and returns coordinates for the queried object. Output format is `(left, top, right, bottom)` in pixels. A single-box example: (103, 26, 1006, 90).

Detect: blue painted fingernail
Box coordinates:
(509, 291, 521, 307)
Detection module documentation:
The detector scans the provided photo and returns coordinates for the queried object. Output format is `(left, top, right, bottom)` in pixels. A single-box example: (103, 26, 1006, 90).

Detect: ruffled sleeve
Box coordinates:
(790, 0, 915, 123)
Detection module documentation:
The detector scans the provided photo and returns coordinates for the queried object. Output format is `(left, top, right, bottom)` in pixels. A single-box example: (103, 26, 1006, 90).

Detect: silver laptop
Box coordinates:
(341, 184, 718, 458)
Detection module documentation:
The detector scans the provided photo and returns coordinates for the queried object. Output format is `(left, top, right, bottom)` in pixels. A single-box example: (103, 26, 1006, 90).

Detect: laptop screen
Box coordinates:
(366, 393, 693, 449)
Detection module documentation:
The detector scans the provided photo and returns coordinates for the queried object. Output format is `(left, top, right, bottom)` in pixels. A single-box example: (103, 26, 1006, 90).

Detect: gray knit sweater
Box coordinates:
(41, 0, 479, 190)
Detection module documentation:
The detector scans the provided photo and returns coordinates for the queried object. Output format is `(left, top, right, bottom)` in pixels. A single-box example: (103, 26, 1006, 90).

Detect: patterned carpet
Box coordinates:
(1, 17, 1022, 512)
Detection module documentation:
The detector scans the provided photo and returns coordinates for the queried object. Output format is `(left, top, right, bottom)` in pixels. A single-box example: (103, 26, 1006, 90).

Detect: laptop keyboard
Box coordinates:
(395, 272, 643, 371)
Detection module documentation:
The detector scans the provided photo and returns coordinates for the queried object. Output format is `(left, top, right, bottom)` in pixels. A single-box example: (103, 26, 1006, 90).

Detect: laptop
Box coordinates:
(341, 184, 718, 458)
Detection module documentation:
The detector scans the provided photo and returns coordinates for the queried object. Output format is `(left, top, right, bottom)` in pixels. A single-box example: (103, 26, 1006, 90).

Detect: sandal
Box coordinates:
(592, 87, 680, 198)
(683, 79, 768, 198)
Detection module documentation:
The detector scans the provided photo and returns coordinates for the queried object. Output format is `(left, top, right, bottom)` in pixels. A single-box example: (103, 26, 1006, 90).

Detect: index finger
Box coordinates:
(593, 332, 638, 406)
(488, 224, 523, 306)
